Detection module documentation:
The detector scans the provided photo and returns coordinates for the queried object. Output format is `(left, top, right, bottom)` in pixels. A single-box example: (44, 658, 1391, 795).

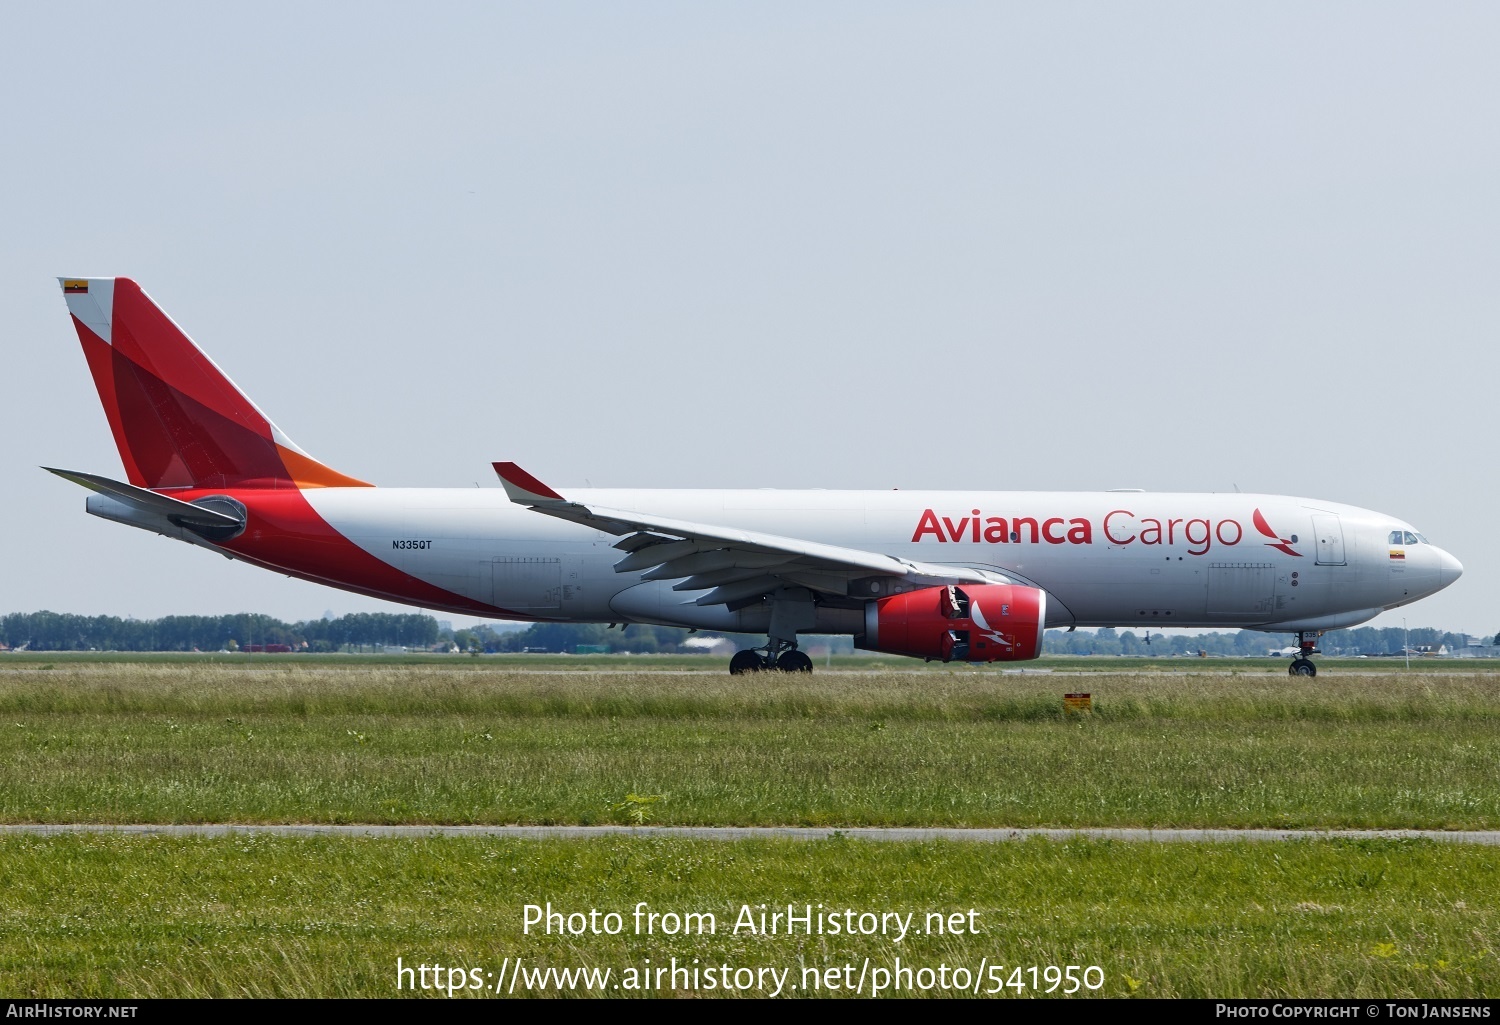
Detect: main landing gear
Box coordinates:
(729, 641, 813, 674)
(728, 587, 818, 674)
(1288, 631, 1322, 677)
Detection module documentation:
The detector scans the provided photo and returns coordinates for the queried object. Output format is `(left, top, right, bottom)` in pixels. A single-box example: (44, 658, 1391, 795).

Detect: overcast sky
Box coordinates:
(2, 3, 1494, 635)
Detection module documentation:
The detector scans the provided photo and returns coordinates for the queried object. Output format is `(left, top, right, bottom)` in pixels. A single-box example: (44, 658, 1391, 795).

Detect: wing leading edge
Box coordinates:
(493, 462, 1006, 607)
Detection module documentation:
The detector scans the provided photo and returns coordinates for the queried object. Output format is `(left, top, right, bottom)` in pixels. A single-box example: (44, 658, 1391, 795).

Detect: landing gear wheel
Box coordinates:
(775, 650, 814, 673)
(1289, 657, 1317, 677)
(729, 650, 764, 675)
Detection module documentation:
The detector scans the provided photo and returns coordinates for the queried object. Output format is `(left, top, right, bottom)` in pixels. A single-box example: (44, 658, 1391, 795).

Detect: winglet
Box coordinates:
(493, 462, 564, 503)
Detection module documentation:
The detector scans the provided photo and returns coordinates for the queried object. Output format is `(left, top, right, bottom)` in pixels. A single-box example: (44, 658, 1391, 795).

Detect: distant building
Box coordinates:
(682, 636, 735, 655)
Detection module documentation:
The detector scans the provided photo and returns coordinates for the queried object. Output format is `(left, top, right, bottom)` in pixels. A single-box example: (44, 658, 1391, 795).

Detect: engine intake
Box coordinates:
(856, 583, 1046, 662)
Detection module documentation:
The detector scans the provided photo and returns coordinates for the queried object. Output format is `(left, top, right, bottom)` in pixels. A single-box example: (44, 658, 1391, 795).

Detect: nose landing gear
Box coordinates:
(1288, 631, 1322, 677)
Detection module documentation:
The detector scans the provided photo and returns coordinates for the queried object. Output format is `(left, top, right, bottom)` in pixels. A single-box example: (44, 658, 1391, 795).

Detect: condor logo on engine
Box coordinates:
(857, 583, 1046, 664)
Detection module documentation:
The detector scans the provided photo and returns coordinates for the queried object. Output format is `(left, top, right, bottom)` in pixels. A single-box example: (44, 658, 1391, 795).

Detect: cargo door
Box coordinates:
(1312, 514, 1345, 566)
(1206, 562, 1278, 620)
(490, 557, 561, 612)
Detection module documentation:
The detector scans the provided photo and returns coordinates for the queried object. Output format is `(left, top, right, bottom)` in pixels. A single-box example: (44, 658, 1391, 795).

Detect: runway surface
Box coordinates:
(3, 825, 1498, 843)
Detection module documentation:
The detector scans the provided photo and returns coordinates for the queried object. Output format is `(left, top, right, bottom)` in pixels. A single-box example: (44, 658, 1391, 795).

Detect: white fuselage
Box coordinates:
(293, 487, 1459, 635)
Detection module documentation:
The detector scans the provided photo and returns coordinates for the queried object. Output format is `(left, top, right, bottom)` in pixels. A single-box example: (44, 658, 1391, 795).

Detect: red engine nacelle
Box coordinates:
(856, 583, 1046, 662)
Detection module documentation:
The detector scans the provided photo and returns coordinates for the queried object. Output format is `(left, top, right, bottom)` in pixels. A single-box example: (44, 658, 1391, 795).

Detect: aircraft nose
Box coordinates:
(1437, 548, 1464, 588)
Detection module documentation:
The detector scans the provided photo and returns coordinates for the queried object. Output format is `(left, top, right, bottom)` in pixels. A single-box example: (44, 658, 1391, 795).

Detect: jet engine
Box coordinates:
(855, 583, 1046, 662)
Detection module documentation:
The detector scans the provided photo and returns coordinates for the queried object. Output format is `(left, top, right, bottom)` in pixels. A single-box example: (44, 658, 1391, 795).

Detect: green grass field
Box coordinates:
(2, 833, 1496, 998)
(3, 658, 1497, 998)
(0, 662, 1496, 827)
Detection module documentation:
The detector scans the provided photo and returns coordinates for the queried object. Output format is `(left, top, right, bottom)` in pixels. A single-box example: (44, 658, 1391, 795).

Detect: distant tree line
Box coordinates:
(0, 611, 439, 653)
(1042, 625, 1473, 657)
(0, 610, 1477, 657)
(449, 622, 767, 654)
(0, 611, 757, 655)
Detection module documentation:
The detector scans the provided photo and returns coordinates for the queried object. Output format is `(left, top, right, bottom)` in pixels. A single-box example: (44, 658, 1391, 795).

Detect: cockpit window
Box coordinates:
(1416, 533, 1430, 544)
(1403, 531, 1421, 545)
(1389, 530, 1404, 544)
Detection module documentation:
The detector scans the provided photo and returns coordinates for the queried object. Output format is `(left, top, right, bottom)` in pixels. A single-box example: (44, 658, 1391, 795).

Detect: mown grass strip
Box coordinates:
(0, 835, 1494, 998)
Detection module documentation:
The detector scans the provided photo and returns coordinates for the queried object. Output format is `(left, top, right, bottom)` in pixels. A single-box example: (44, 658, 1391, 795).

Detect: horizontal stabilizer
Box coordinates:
(43, 467, 243, 528)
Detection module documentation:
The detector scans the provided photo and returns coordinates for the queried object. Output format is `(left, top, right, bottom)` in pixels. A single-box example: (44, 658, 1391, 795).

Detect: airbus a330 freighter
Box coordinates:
(48, 278, 1462, 675)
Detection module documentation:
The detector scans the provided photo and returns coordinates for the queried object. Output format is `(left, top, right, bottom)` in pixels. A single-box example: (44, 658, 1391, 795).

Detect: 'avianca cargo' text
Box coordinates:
(912, 508, 1274, 558)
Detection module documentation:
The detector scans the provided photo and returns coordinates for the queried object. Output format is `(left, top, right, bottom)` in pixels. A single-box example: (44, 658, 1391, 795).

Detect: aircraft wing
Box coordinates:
(494, 462, 1005, 606)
